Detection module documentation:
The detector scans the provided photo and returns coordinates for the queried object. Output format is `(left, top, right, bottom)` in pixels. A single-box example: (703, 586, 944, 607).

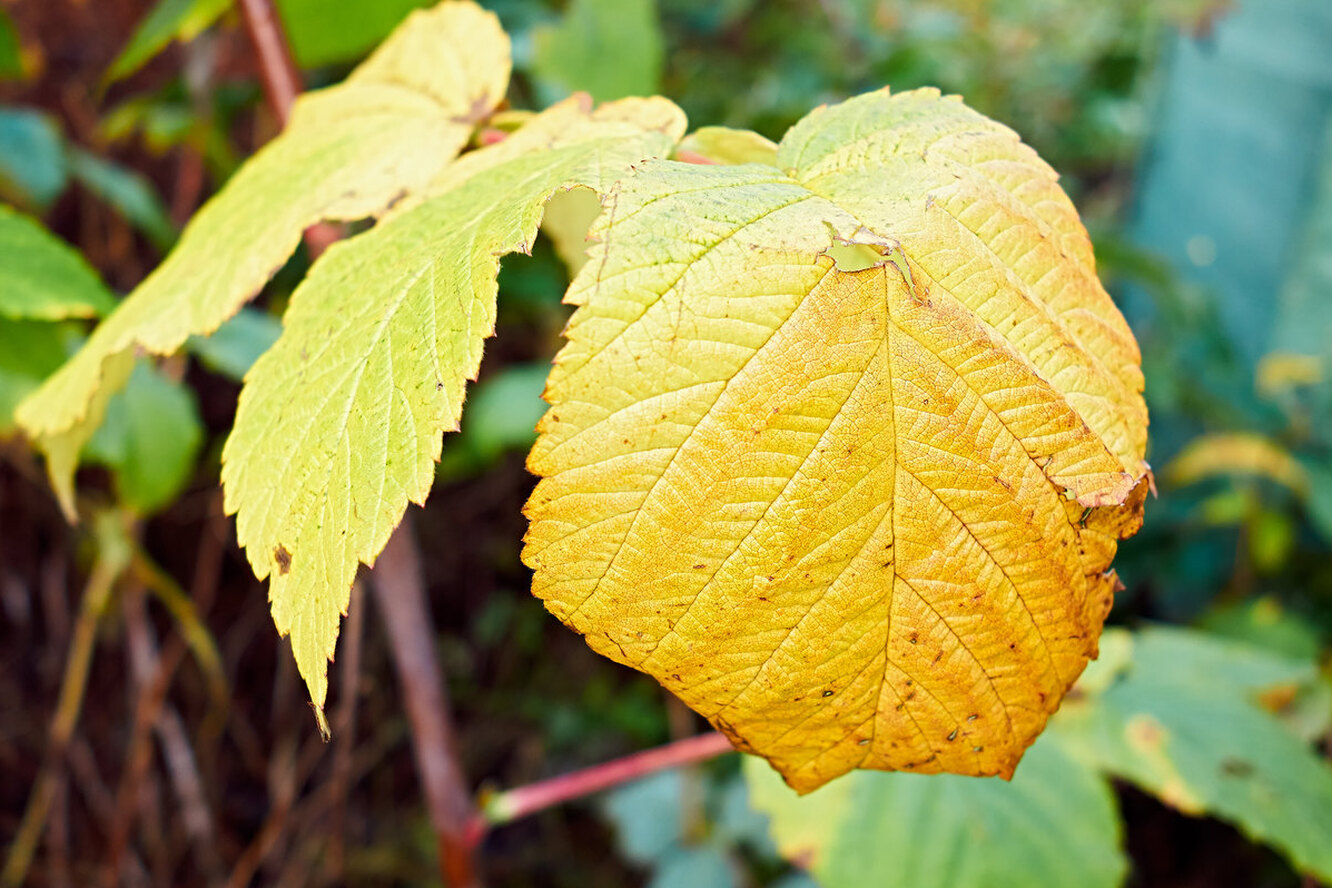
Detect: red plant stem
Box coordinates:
(236, 0, 342, 257)
(372, 516, 480, 888)
(237, 0, 301, 125)
(479, 732, 735, 830)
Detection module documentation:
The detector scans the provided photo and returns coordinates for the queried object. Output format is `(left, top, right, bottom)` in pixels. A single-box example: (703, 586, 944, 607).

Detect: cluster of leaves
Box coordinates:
(3, 1, 1331, 887)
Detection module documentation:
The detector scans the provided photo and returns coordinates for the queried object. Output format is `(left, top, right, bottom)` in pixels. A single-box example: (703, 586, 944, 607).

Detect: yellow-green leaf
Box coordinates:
(221, 95, 686, 723)
(16, 0, 509, 518)
(674, 126, 778, 166)
(523, 87, 1149, 792)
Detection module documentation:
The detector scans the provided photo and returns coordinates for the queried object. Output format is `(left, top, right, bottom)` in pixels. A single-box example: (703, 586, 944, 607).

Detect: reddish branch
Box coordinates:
(477, 732, 735, 832)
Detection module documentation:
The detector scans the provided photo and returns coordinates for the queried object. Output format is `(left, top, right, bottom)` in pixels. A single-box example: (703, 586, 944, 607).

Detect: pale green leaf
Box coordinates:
(277, 0, 431, 68)
(16, 0, 511, 519)
(1051, 626, 1332, 881)
(745, 736, 1126, 888)
(85, 361, 204, 516)
(0, 204, 116, 320)
(104, 0, 233, 86)
(0, 320, 69, 434)
(532, 0, 663, 103)
(221, 95, 685, 720)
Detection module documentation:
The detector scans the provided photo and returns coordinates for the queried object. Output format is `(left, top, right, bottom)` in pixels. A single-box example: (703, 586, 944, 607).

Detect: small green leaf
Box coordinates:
(277, 0, 432, 68)
(85, 361, 203, 516)
(745, 736, 1126, 888)
(0, 320, 69, 433)
(1052, 626, 1332, 882)
(104, 0, 233, 86)
(17, 0, 512, 519)
(0, 8, 23, 81)
(436, 362, 550, 480)
(0, 107, 67, 211)
(0, 204, 116, 321)
(221, 94, 685, 723)
(187, 307, 281, 382)
(532, 0, 663, 103)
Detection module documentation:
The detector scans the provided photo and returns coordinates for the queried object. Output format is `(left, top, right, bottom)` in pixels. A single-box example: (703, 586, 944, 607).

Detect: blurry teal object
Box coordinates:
(67, 150, 177, 251)
(1130, 0, 1332, 370)
(188, 307, 281, 382)
(0, 107, 67, 211)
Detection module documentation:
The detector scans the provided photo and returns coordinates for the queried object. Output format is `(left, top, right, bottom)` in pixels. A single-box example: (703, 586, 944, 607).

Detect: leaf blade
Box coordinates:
(16, 0, 511, 518)
(221, 95, 685, 717)
(524, 87, 1148, 791)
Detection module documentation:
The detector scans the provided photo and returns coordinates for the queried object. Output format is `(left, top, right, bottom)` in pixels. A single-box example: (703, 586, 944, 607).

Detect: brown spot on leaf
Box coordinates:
(274, 545, 292, 574)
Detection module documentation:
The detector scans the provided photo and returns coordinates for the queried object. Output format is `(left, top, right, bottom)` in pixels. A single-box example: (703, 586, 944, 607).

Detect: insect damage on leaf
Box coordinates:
(523, 87, 1149, 793)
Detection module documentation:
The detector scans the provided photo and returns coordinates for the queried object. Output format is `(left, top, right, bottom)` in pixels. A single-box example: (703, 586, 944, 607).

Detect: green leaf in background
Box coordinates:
(1198, 596, 1323, 661)
(68, 150, 177, 252)
(0, 107, 67, 211)
(85, 361, 203, 516)
(745, 737, 1126, 888)
(16, 0, 512, 520)
(187, 307, 281, 382)
(0, 204, 116, 321)
(1050, 626, 1332, 882)
(0, 321, 70, 433)
(277, 0, 432, 68)
(0, 8, 23, 81)
(220, 94, 685, 726)
(531, 0, 663, 103)
(104, 0, 233, 86)
(436, 362, 549, 480)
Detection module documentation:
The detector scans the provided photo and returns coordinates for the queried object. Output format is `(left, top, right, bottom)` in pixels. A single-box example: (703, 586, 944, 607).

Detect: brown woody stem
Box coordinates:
(371, 516, 480, 888)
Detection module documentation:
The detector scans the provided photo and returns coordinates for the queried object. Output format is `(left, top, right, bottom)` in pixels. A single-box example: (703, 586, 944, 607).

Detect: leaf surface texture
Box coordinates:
(222, 95, 685, 717)
(524, 88, 1149, 790)
(16, 0, 510, 516)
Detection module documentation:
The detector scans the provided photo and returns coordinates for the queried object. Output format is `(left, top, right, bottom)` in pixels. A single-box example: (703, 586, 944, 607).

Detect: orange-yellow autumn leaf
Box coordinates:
(523, 87, 1149, 792)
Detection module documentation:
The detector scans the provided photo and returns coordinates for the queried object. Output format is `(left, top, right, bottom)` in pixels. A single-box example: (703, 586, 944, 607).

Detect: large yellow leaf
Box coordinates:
(221, 95, 686, 724)
(523, 88, 1149, 792)
(16, 0, 509, 517)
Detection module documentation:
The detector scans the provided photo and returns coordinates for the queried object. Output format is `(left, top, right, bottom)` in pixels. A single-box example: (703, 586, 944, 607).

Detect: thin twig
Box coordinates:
(236, 0, 342, 256)
(479, 732, 735, 831)
(237, 0, 301, 123)
(371, 515, 480, 888)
